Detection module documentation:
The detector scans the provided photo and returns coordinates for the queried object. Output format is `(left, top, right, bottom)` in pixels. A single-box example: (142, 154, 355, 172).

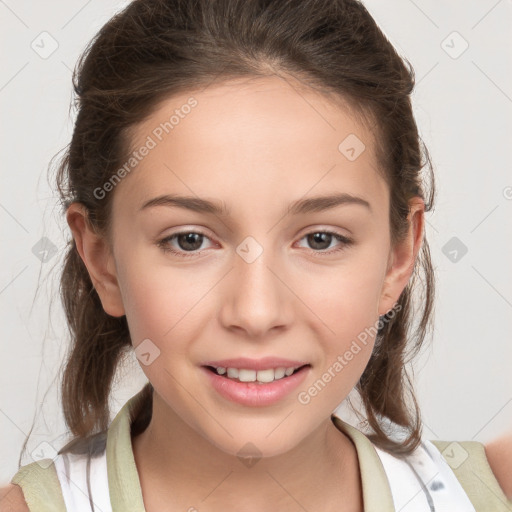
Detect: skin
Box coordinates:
(485, 433, 512, 500)
(64, 75, 425, 512)
(1, 75, 510, 511)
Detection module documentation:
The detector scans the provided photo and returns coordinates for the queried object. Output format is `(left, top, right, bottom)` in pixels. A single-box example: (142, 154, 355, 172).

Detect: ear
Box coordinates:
(378, 197, 425, 316)
(66, 202, 125, 318)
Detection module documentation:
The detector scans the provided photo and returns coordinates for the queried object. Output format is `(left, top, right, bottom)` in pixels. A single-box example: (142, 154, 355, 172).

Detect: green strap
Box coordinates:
(106, 397, 146, 512)
(331, 415, 395, 512)
(10, 459, 67, 512)
(431, 440, 512, 512)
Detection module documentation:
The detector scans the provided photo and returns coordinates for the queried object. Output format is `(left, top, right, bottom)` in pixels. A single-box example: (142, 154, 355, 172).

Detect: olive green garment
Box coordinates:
(10, 389, 512, 511)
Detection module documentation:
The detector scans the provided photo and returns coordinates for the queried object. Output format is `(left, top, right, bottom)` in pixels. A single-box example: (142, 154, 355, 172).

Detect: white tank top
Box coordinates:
(52, 437, 476, 511)
(53, 449, 112, 512)
(374, 440, 476, 511)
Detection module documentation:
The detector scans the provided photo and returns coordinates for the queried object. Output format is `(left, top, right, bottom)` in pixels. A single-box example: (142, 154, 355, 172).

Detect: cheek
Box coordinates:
(115, 252, 227, 375)
(297, 246, 388, 381)
(114, 247, 201, 344)
(116, 226, 389, 348)
(301, 250, 387, 332)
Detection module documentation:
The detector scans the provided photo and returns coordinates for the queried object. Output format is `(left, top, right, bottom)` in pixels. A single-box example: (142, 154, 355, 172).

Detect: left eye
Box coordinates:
(157, 230, 353, 258)
(296, 231, 353, 254)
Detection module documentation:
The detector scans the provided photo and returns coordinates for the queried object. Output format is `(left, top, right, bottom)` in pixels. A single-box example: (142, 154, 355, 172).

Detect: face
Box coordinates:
(75, 75, 421, 458)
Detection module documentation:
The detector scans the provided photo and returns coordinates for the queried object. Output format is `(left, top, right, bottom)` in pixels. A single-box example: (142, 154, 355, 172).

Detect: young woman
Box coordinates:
(2, 0, 511, 510)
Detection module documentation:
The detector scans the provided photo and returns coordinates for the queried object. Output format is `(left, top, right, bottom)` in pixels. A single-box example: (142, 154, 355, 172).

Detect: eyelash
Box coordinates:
(157, 229, 353, 258)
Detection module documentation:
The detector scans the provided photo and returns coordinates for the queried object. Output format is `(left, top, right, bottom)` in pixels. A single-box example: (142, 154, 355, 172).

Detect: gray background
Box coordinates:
(1, 0, 511, 483)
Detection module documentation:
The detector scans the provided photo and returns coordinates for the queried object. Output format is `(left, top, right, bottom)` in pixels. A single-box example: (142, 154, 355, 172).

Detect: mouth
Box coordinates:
(201, 363, 312, 406)
(202, 364, 311, 384)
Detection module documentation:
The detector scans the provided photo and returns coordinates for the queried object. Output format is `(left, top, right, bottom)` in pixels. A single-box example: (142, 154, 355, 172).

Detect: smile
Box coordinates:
(208, 365, 306, 383)
(201, 364, 311, 406)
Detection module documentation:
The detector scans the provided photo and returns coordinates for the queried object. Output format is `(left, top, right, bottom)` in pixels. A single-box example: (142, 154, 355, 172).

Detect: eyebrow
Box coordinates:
(139, 192, 372, 216)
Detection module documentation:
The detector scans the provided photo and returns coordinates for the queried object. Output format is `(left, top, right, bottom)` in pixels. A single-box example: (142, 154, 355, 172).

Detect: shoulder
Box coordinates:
(0, 484, 29, 512)
(431, 437, 512, 510)
(7, 459, 67, 512)
(484, 433, 512, 500)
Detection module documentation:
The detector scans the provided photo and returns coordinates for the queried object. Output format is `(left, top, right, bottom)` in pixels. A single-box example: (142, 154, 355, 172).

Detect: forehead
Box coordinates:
(113, 75, 387, 217)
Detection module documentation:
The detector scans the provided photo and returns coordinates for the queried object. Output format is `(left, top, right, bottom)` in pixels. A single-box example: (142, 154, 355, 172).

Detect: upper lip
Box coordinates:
(201, 357, 310, 371)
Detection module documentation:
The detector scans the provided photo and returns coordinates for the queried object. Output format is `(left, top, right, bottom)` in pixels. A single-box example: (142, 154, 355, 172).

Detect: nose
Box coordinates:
(219, 241, 294, 339)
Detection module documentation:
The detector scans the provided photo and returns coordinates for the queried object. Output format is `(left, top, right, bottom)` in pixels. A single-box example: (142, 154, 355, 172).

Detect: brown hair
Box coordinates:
(22, 0, 436, 465)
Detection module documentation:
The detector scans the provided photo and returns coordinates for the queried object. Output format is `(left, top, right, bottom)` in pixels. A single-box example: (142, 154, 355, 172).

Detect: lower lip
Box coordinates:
(201, 365, 310, 407)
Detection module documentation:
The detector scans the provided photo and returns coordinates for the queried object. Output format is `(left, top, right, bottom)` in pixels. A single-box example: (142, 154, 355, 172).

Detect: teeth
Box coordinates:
(239, 369, 256, 382)
(216, 366, 302, 383)
(226, 368, 239, 378)
(274, 367, 286, 379)
(255, 369, 274, 383)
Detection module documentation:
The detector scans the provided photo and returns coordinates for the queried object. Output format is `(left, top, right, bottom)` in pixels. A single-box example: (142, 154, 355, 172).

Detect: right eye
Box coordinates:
(157, 230, 215, 258)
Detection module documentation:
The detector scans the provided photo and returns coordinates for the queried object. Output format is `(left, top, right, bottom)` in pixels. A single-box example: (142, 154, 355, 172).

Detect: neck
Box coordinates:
(132, 392, 363, 512)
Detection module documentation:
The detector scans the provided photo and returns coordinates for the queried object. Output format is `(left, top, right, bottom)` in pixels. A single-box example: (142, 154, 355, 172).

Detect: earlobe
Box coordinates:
(378, 198, 425, 316)
(66, 203, 125, 318)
